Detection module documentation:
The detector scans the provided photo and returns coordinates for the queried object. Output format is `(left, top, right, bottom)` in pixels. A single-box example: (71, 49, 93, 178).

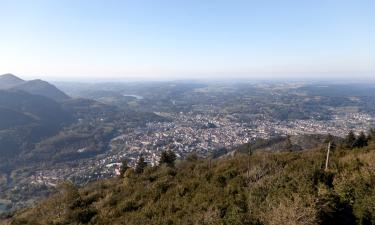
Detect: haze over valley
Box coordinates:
(0, 73, 375, 217)
(1, 0, 375, 224)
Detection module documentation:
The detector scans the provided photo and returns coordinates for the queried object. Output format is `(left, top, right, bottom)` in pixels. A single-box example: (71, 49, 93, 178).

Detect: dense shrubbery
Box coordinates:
(1, 131, 374, 224)
(4, 138, 375, 225)
(343, 131, 369, 149)
(159, 150, 177, 167)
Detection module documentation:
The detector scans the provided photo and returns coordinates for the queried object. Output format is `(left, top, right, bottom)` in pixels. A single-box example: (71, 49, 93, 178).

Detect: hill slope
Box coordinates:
(6, 145, 375, 225)
(0, 74, 25, 89)
(12, 79, 70, 102)
(0, 74, 70, 101)
(0, 90, 74, 161)
(0, 107, 34, 130)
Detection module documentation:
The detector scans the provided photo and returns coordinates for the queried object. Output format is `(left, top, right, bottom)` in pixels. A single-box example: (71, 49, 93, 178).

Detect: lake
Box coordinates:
(123, 94, 144, 100)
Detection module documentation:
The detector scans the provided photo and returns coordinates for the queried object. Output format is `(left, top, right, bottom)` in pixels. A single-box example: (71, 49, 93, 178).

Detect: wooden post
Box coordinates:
(325, 142, 331, 171)
(247, 143, 252, 180)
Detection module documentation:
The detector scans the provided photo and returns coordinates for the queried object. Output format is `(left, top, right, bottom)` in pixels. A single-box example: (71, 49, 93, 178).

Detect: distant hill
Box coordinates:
(21, 98, 168, 164)
(0, 74, 25, 89)
(0, 90, 74, 162)
(0, 74, 70, 102)
(12, 79, 70, 102)
(0, 107, 34, 130)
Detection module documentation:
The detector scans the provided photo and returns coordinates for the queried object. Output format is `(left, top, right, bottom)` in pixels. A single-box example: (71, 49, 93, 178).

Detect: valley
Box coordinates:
(1, 75, 375, 214)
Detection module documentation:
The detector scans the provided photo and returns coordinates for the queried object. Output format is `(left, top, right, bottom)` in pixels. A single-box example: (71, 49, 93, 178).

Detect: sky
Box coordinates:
(0, 0, 374, 81)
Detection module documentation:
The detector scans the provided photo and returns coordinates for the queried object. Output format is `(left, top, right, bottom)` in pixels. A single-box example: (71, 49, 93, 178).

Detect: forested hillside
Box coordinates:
(0, 74, 70, 102)
(5, 135, 375, 225)
(0, 90, 74, 162)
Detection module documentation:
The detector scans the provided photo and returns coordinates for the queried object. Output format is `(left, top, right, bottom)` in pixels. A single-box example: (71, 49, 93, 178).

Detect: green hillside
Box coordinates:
(0, 107, 34, 130)
(12, 79, 70, 102)
(0, 90, 74, 163)
(4, 140, 375, 225)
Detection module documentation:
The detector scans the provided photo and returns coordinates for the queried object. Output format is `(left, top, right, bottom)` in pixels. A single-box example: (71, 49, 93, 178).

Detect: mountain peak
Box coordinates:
(13, 79, 70, 101)
(0, 73, 25, 81)
(0, 74, 25, 89)
(0, 74, 70, 101)
(0, 73, 19, 77)
(26, 79, 50, 86)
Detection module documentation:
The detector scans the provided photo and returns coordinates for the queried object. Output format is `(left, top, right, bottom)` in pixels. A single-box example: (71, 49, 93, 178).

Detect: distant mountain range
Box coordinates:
(0, 90, 74, 161)
(0, 74, 74, 165)
(0, 73, 24, 89)
(0, 74, 166, 172)
(0, 74, 70, 101)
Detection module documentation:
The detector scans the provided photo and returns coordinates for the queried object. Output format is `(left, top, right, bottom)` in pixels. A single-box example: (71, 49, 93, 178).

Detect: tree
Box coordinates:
(344, 131, 356, 149)
(324, 134, 334, 143)
(324, 134, 336, 150)
(159, 150, 177, 167)
(285, 135, 293, 152)
(120, 159, 129, 177)
(368, 129, 375, 142)
(353, 131, 368, 148)
(135, 155, 147, 174)
(56, 181, 96, 223)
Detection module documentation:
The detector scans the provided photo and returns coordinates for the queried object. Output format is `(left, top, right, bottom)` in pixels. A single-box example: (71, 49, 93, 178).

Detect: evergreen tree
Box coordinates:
(324, 133, 334, 143)
(159, 150, 177, 167)
(344, 131, 356, 149)
(324, 133, 336, 150)
(135, 155, 147, 174)
(354, 131, 368, 148)
(119, 159, 129, 177)
(285, 135, 293, 152)
(368, 129, 375, 142)
(57, 182, 96, 223)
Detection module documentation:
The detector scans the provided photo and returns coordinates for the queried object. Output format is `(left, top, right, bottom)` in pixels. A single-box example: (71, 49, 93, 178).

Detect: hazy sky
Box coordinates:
(0, 0, 374, 81)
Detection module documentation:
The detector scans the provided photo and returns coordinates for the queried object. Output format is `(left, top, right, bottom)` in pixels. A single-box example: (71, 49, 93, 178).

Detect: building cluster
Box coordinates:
(14, 112, 375, 190)
(272, 112, 374, 137)
(110, 112, 251, 165)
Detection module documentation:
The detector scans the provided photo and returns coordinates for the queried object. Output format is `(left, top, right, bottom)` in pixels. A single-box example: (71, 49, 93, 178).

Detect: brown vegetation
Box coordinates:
(4, 141, 375, 225)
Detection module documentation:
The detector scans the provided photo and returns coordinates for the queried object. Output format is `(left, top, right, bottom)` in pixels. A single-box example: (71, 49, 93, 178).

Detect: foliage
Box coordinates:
(344, 131, 369, 149)
(345, 131, 357, 149)
(0, 90, 74, 164)
(6, 140, 375, 225)
(159, 150, 177, 167)
(119, 159, 130, 177)
(135, 155, 147, 174)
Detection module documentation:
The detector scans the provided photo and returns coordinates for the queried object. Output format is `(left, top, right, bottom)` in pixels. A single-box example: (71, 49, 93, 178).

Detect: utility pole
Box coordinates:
(247, 143, 252, 180)
(325, 142, 331, 171)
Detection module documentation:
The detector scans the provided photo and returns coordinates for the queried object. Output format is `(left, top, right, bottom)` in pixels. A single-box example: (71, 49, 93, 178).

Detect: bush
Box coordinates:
(9, 147, 375, 225)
